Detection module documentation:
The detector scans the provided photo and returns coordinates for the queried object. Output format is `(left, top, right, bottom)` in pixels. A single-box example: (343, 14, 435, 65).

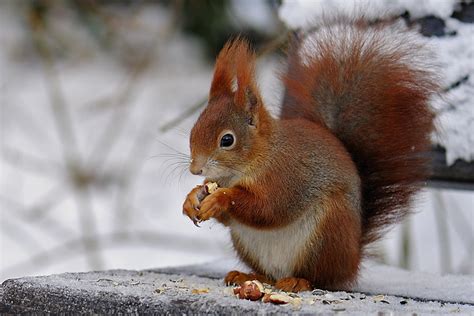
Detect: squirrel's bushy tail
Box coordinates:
(281, 19, 439, 247)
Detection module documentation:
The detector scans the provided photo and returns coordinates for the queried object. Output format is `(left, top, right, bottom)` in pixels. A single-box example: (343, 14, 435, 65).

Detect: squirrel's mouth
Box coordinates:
(201, 167, 225, 181)
(203, 165, 241, 187)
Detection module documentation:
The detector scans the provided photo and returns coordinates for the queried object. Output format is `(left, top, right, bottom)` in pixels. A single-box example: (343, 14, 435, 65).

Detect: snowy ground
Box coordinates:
(2, 259, 473, 314)
(0, 1, 473, 285)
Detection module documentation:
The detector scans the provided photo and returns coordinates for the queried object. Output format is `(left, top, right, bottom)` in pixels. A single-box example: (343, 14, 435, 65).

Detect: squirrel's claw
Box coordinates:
(182, 209, 201, 227)
(192, 217, 201, 227)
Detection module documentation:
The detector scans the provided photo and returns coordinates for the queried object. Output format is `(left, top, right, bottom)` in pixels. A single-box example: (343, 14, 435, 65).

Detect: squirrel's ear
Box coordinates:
(209, 41, 236, 98)
(239, 87, 261, 126)
(233, 39, 262, 125)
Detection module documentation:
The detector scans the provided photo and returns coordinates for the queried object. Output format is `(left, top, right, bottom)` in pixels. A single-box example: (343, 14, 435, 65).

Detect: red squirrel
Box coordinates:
(182, 19, 438, 292)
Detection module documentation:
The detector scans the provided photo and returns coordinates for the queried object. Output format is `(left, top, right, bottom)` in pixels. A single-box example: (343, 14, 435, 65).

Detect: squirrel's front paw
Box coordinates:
(197, 188, 232, 222)
(182, 185, 206, 226)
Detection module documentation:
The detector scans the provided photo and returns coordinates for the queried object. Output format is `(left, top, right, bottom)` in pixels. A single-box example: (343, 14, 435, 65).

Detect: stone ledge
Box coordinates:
(1, 260, 473, 314)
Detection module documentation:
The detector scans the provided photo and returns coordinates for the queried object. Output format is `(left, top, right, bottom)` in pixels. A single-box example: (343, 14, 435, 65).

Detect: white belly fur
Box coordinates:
(229, 211, 319, 280)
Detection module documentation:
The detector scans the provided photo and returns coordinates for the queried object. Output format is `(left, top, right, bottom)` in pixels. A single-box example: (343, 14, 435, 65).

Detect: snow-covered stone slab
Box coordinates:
(1, 260, 473, 314)
(157, 258, 474, 305)
(356, 261, 474, 305)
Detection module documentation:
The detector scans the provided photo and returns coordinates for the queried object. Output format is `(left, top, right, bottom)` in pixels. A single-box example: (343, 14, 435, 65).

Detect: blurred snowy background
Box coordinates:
(0, 0, 473, 282)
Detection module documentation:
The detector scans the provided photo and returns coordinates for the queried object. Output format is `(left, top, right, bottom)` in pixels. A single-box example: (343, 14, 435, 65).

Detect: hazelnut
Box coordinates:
(236, 281, 264, 301)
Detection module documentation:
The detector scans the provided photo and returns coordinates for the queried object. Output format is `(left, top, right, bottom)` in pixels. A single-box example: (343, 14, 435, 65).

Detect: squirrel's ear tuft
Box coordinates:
(209, 38, 262, 121)
(209, 40, 237, 98)
(233, 39, 262, 122)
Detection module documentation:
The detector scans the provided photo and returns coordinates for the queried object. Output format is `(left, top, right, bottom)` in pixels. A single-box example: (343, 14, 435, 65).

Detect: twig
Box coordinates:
(0, 98, 50, 145)
(86, 18, 175, 229)
(1, 146, 60, 178)
(25, 185, 67, 220)
(442, 75, 469, 93)
(159, 96, 208, 133)
(87, 4, 172, 172)
(0, 184, 67, 221)
(113, 100, 169, 230)
(256, 29, 290, 57)
(31, 35, 80, 171)
(0, 195, 75, 239)
(86, 61, 146, 172)
(79, 94, 120, 117)
(72, 186, 103, 269)
(0, 217, 44, 253)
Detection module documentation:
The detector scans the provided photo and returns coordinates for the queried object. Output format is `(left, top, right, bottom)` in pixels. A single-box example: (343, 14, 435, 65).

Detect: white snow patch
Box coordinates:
(279, 0, 459, 29)
(230, 0, 279, 34)
(430, 19, 474, 164)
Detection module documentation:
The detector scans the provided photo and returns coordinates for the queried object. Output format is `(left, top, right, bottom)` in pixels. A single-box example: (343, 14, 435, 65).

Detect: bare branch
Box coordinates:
(27, 17, 104, 270)
(86, 38, 160, 172)
(0, 195, 75, 239)
(0, 217, 44, 253)
(1, 145, 61, 178)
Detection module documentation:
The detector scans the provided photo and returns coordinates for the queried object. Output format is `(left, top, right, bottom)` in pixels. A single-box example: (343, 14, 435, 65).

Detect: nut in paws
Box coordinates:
(197, 188, 232, 222)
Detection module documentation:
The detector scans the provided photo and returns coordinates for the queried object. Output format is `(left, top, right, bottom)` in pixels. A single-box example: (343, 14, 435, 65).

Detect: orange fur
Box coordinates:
(274, 277, 312, 293)
(281, 21, 438, 246)
(293, 190, 361, 290)
(183, 19, 439, 291)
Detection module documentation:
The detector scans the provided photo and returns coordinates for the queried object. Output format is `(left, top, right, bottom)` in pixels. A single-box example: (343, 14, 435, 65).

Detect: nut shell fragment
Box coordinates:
(205, 182, 219, 194)
(233, 287, 241, 296)
(251, 280, 264, 292)
(191, 288, 209, 294)
(268, 293, 292, 305)
(262, 293, 272, 303)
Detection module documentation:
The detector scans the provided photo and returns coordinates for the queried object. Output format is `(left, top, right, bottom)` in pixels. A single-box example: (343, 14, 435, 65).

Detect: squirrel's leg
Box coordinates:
(274, 277, 312, 292)
(224, 270, 274, 286)
(294, 189, 362, 290)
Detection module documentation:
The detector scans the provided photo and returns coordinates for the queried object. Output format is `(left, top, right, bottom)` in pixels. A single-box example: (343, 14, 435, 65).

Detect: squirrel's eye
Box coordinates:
(220, 133, 234, 148)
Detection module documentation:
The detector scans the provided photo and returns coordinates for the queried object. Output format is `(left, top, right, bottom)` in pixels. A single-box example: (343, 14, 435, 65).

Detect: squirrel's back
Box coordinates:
(281, 19, 439, 248)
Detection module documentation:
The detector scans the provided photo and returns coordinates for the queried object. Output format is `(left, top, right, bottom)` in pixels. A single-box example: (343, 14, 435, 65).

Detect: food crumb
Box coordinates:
(192, 288, 210, 294)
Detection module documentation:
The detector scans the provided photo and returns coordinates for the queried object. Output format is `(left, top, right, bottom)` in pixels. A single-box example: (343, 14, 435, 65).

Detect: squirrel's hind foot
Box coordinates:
(274, 277, 312, 293)
(224, 270, 273, 286)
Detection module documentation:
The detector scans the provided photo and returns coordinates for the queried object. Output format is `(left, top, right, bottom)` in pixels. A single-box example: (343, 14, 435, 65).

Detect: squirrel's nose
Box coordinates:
(189, 159, 203, 175)
(190, 167, 202, 175)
